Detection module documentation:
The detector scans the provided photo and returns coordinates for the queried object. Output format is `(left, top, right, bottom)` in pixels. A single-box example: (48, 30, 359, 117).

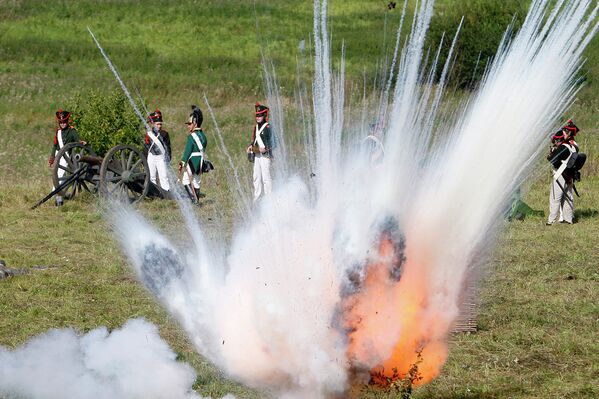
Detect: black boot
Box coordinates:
(184, 185, 198, 204)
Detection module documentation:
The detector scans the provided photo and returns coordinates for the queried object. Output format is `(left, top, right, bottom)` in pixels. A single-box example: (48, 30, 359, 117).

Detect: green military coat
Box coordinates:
(181, 129, 207, 173)
(50, 127, 80, 156)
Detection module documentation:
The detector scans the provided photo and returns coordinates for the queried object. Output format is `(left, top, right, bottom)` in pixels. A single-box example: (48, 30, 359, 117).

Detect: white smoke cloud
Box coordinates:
(0, 318, 233, 399)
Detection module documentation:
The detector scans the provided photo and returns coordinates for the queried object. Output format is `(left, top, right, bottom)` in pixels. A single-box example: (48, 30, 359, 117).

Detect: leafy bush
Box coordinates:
(68, 90, 143, 156)
(427, 0, 528, 88)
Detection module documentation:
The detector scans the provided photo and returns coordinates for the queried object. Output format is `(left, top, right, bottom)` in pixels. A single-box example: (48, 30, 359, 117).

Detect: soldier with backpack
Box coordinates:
(179, 105, 208, 204)
(546, 120, 586, 225)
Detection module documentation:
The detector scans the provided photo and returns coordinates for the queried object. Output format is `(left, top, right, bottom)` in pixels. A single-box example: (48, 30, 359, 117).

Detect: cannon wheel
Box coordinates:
(52, 142, 97, 200)
(99, 144, 149, 203)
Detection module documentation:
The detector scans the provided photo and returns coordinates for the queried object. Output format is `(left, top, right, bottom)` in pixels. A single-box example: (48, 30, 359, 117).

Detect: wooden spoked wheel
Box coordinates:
(99, 145, 149, 203)
(52, 143, 97, 199)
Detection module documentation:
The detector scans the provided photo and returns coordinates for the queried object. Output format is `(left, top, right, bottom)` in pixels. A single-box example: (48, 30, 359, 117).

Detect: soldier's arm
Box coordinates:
(164, 132, 172, 157)
(265, 126, 273, 148)
(49, 132, 58, 165)
(71, 128, 81, 143)
(181, 136, 193, 163)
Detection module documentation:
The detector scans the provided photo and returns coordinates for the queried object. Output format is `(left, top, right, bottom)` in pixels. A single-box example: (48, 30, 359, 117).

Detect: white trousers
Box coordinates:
(253, 154, 272, 201)
(548, 175, 573, 224)
(53, 150, 67, 203)
(147, 153, 170, 191)
(181, 164, 201, 190)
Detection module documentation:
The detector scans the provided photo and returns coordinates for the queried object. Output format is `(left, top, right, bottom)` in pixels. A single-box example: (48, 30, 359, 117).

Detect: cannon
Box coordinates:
(32, 142, 164, 209)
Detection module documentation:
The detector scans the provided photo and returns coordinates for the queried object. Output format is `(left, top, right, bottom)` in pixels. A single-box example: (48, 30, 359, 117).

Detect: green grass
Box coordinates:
(1, 1, 599, 398)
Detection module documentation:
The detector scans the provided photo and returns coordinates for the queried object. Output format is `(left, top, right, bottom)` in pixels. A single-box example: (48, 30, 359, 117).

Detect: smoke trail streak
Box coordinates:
(378, 0, 409, 125)
(87, 28, 154, 139)
(202, 94, 252, 219)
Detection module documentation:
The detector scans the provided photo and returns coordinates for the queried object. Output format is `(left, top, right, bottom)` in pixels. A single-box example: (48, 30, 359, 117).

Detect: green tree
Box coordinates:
(68, 90, 143, 156)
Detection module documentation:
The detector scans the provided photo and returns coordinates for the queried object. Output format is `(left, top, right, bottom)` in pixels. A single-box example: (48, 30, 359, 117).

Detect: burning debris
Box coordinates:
(339, 216, 407, 297)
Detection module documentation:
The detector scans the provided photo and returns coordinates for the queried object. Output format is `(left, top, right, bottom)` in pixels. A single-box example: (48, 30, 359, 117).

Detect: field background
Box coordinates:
(0, 1, 598, 398)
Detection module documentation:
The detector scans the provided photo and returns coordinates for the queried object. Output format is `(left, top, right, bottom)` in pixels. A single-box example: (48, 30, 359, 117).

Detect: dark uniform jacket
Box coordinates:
(144, 128, 172, 160)
(181, 129, 207, 173)
(547, 141, 579, 182)
(50, 127, 80, 157)
(251, 122, 274, 157)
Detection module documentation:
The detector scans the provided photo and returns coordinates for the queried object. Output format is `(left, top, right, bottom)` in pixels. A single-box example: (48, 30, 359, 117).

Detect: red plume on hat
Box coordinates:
(148, 108, 163, 123)
(55, 109, 71, 123)
(255, 102, 269, 117)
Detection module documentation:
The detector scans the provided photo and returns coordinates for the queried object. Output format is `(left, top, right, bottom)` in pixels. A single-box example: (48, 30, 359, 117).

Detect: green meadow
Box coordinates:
(0, 1, 598, 398)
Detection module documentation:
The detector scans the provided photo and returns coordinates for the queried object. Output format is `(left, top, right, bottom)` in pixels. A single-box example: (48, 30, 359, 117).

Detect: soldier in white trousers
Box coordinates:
(247, 103, 274, 202)
(179, 105, 207, 203)
(144, 109, 171, 192)
(547, 123, 579, 225)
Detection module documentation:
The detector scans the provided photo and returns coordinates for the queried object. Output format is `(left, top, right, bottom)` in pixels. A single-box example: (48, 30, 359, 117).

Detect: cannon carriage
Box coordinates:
(32, 142, 166, 208)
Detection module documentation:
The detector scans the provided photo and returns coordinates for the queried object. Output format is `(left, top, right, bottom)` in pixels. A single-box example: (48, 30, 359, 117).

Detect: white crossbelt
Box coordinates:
(187, 132, 204, 174)
(253, 123, 268, 149)
(553, 143, 576, 181)
(57, 130, 64, 149)
(190, 131, 204, 156)
(147, 130, 166, 156)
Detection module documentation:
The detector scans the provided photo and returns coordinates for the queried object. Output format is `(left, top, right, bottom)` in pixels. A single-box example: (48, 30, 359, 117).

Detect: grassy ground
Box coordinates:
(1, 1, 598, 398)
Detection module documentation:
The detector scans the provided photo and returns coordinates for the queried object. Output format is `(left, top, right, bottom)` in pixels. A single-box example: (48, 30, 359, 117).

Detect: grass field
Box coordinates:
(1, 1, 598, 398)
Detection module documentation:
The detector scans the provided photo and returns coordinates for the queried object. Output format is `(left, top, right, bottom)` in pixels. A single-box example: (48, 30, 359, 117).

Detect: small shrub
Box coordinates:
(68, 90, 143, 156)
(365, 348, 424, 399)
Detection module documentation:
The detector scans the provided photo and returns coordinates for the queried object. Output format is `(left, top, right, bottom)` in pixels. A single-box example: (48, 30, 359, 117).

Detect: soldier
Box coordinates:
(246, 102, 274, 201)
(179, 105, 207, 203)
(48, 109, 84, 206)
(144, 109, 171, 192)
(546, 121, 582, 225)
(363, 121, 385, 164)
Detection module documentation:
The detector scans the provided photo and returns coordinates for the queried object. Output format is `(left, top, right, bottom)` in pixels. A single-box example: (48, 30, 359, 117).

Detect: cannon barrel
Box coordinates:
(75, 153, 104, 166)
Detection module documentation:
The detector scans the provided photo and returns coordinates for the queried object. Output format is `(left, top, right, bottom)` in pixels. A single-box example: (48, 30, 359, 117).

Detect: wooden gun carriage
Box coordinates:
(32, 142, 166, 209)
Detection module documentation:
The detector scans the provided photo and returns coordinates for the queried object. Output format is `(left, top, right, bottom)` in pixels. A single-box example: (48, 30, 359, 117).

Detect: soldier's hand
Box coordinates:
(48, 157, 55, 167)
(178, 163, 183, 173)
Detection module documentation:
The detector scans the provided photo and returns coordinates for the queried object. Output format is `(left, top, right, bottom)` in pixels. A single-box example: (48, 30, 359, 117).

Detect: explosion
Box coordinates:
(103, 0, 597, 397)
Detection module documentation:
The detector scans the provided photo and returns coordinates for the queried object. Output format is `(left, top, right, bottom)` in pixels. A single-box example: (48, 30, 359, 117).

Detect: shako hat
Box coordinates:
(562, 119, 579, 136)
(148, 108, 163, 123)
(55, 109, 71, 123)
(185, 105, 203, 127)
(255, 102, 269, 117)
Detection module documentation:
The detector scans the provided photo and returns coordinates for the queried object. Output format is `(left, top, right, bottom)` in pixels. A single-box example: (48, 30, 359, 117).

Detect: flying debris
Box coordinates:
(139, 243, 185, 296)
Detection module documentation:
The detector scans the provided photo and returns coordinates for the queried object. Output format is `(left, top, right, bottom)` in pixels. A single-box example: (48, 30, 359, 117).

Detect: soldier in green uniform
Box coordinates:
(48, 109, 84, 206)
(246, 102, 274, 201)
(178, 105, 207, 203)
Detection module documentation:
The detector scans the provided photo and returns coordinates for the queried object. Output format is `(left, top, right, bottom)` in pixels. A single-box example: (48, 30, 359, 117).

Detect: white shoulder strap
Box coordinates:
(191, 132, 204, 151)
(254, 123, 268, 148)
(553, 144, 576, 181)
(147, 130, 166, 155)
(57, 130, 64, 149)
